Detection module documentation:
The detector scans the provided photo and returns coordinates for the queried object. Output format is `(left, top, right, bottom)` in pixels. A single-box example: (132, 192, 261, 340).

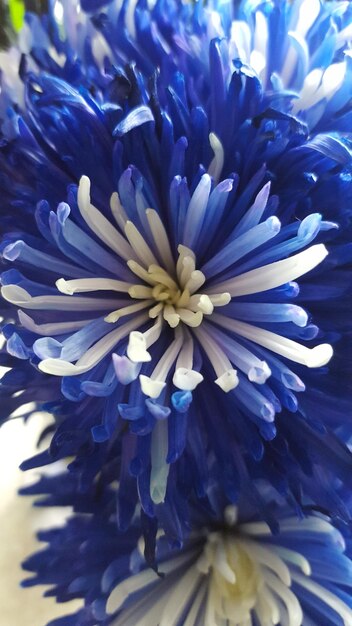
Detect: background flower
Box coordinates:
(21, 478, 352, 626)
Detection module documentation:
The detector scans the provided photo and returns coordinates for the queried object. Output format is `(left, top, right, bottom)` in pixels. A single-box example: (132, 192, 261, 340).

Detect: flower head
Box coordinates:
(22, 477, 352, 626)
(1, 4, 352, 623)
(1, 0, 352, 530)
(106, 512, 352, 626)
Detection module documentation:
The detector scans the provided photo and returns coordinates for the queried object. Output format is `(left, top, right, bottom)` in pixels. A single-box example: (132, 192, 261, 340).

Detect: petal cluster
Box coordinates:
(0, 0, 351, 517)
(0, 1, 352, 624)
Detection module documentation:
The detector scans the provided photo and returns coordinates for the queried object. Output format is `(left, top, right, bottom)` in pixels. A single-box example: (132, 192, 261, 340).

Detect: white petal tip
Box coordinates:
(124, 220, 134, 234)
(169, 317, 181, 329)
(224, 504, 238, 526)
(164, 312, 181, 328)
(173, 368, 204, 391)
(139, 375, 166, 398)
(178, 310, 203, 328)
(56, 278, 73, 295)
(77, 176, 91, 207)
(209, 292, 231, 307)
(177, 244, 195, 259)
(150, 484, 166, 504)
(38, 358, 79, 376)
(80, 174, 90, 186)
(112, 354, 140, 384)
(197, 295, 214, 315)
(215, 369, 239, 392)
(303, 563, 312, 576)
(104, 312, 120, 323)
(314, 243, 329, 262)
(106, 594, 123, 616)
(127, 331, 151, 363)
(306, 343, 333, 368)
(1, 284, 30, 304)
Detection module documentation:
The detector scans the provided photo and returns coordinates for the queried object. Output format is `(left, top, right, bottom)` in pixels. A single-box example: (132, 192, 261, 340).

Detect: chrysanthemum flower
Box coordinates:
(21, 478, 352, 626)
(0, 0, 352, 526)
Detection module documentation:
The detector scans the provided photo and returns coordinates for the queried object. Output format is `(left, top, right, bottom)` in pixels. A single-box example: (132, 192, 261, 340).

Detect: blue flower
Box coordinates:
(21, 477, 352, 626)
(1, 0, 352, 525)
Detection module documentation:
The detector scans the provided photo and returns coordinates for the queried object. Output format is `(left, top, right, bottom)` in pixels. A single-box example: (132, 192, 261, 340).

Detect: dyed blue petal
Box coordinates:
(6, 332, 32, 360)
(91, 425, 109, 442)
(167, 409, 188, 463)
(81, 363, 118, 396)
(171, 390, 192, 413)
(0, 2, 351, 593)
(306, 134, 352, 165)
(118, 403, 145, 421)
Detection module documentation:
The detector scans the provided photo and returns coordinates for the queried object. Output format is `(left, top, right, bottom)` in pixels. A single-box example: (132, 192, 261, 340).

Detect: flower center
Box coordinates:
(93, 197, 231, 332)
(196, 529, 262, 621)
(124, 242, 230, 330)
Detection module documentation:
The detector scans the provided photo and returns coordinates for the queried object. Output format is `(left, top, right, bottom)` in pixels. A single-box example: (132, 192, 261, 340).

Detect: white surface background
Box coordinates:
(0, 413, 82, 626)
